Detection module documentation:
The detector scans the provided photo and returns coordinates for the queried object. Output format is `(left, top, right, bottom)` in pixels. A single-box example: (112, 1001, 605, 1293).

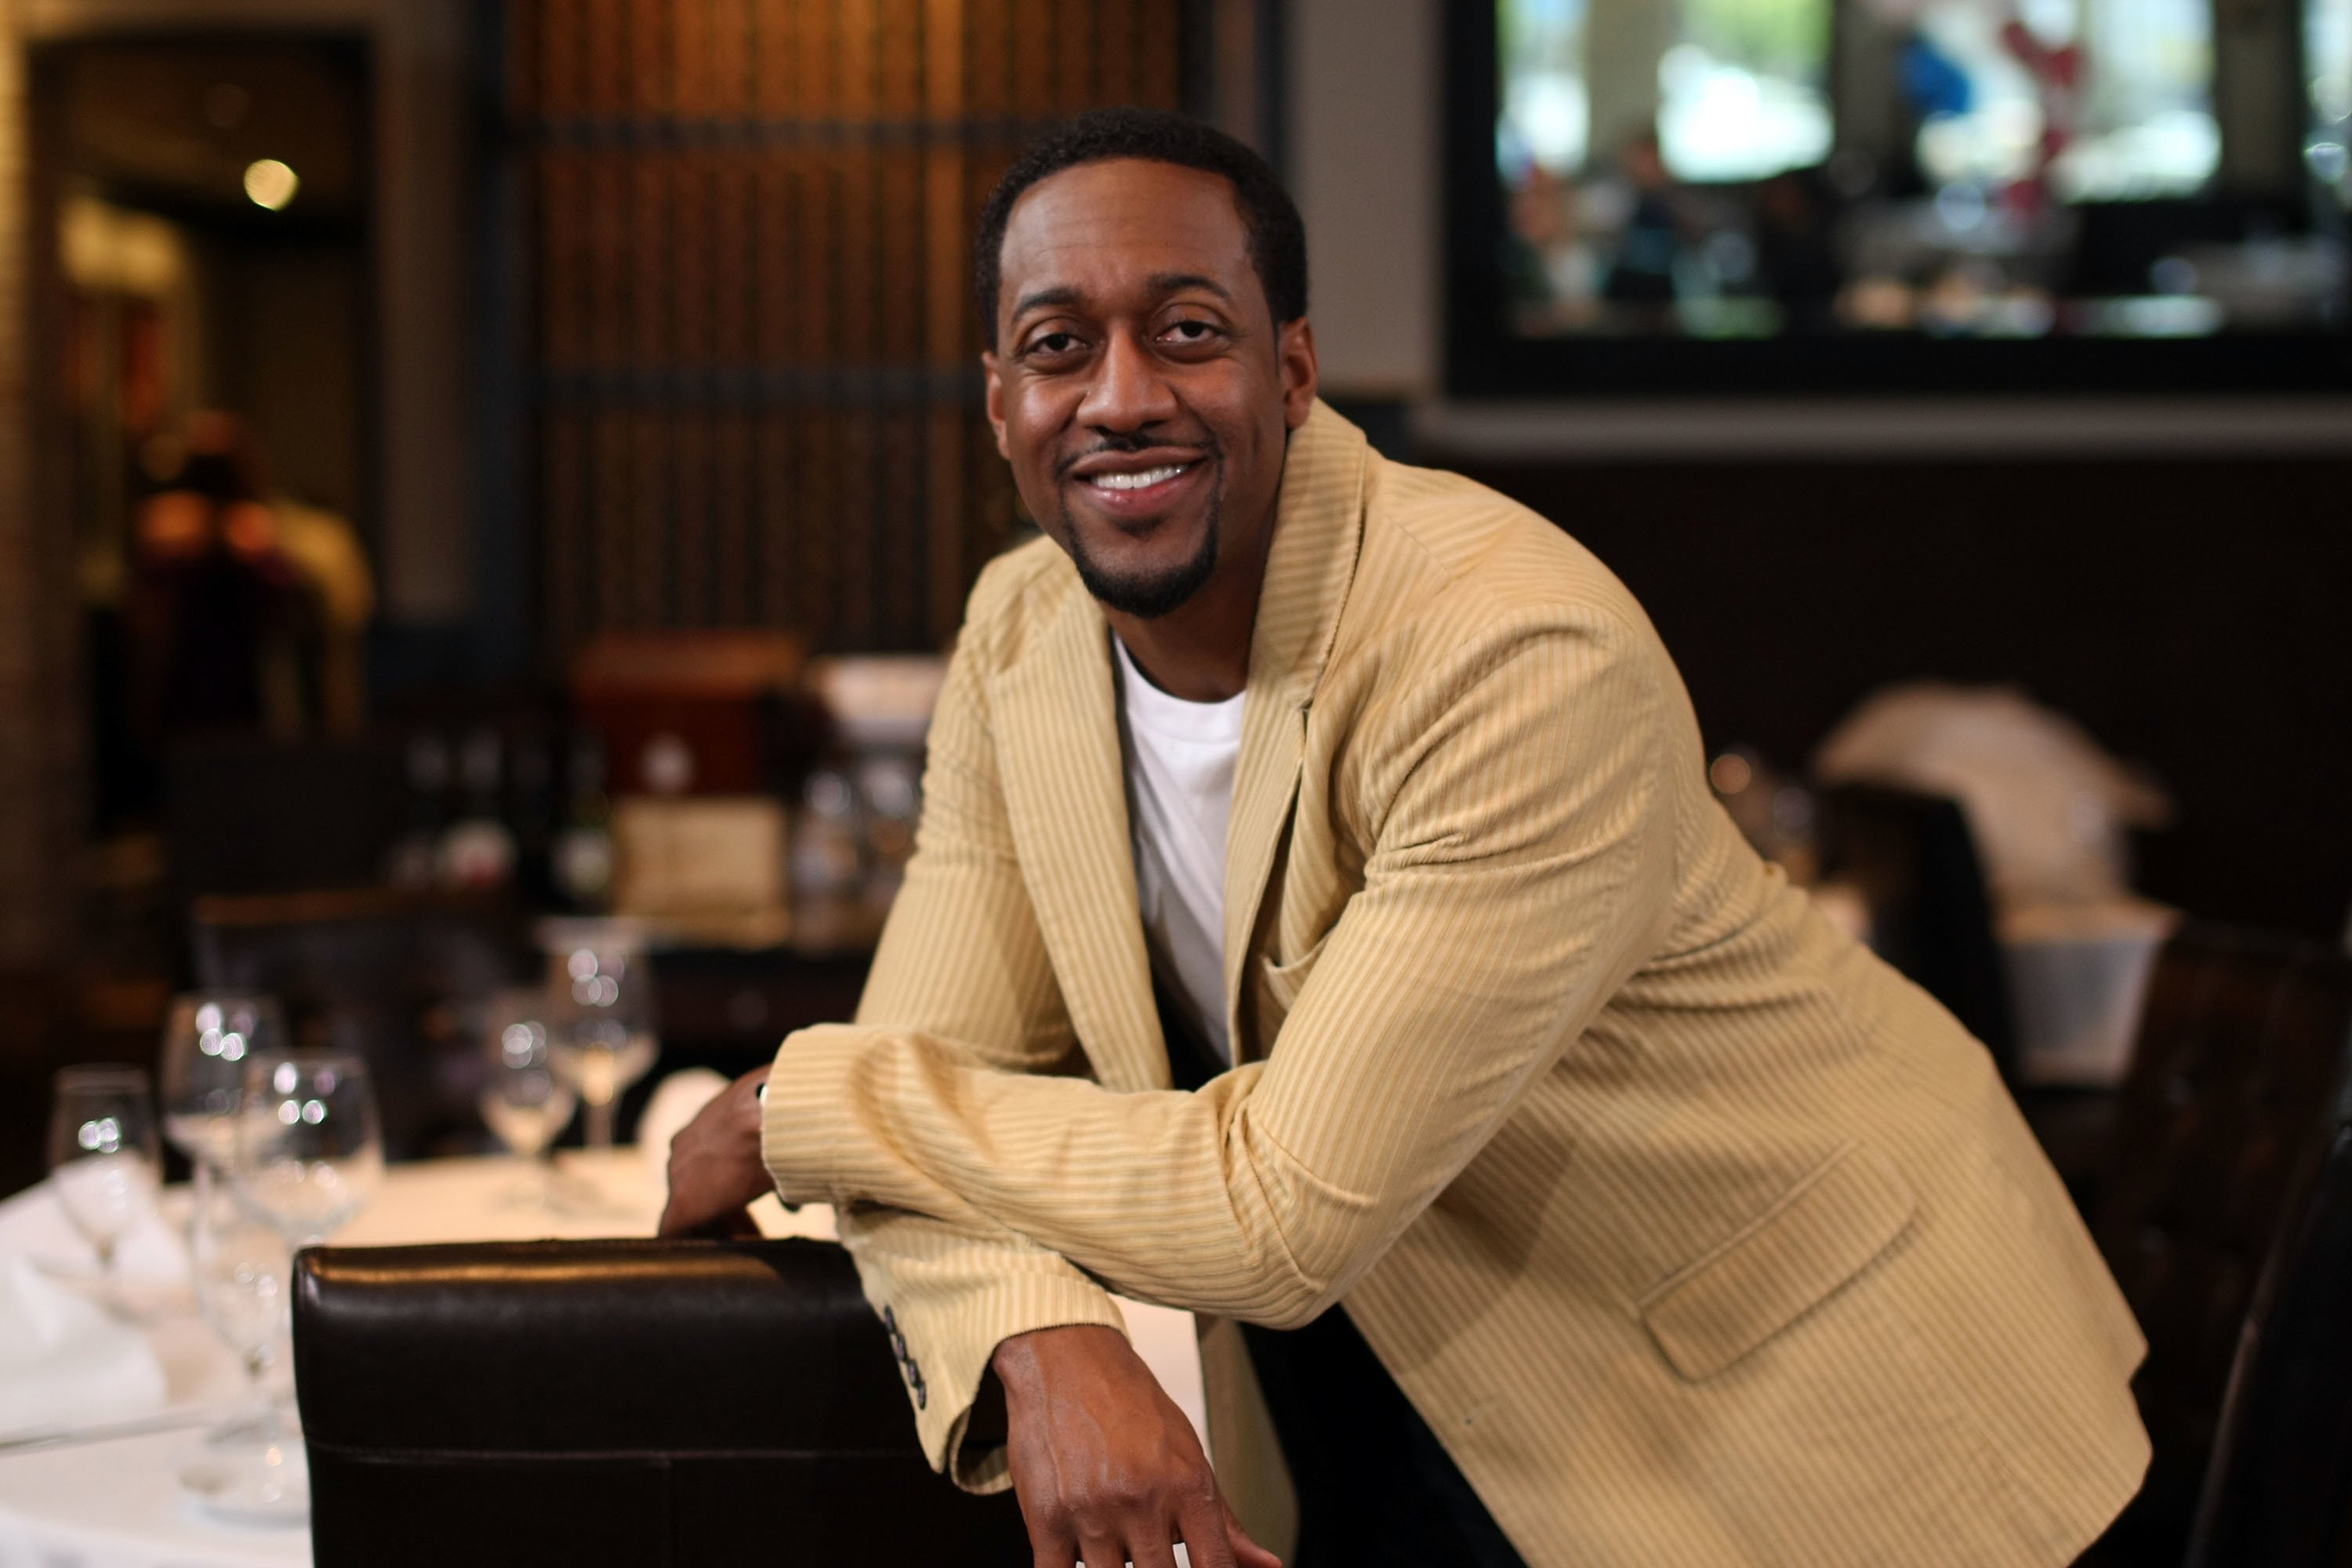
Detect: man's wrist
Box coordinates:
(990, 1322, 1126, 1399)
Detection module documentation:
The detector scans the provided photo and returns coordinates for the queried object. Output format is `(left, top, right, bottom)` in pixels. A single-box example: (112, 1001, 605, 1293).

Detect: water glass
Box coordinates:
(46, 1065, 162, 1278)
(230, 1052, 384, 1247)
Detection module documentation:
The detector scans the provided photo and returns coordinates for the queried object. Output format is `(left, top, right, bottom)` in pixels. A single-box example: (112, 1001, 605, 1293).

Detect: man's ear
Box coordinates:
(1278, 318, 1319, 431)
(982, 353, 1011, 459)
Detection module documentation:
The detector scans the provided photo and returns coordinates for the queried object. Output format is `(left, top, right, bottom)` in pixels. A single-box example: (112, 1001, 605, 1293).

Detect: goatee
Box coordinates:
(1065, 485, 1220, 620)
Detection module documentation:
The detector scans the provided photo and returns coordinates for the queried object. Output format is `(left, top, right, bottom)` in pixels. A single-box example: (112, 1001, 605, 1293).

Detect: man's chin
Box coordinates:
(1066, 521, 1219, 621)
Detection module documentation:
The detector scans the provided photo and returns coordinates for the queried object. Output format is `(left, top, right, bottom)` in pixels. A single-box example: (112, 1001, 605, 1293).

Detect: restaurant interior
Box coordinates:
(0, 0, 2347, 1562)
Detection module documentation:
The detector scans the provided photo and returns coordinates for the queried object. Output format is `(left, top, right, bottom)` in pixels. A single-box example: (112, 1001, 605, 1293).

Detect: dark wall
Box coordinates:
(1438, 452, 2352, 940)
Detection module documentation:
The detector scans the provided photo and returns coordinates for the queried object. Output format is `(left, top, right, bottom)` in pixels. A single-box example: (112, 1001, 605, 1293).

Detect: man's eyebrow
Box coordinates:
(1149, 271, 1233, 301)
(1011, 285, 1083, 319)
(1009, 273, 1236, 323)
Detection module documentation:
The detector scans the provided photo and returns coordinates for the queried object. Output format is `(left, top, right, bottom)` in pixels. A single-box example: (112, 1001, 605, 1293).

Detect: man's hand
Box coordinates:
(656, 1065, 772, 1239)
(995, 1324, 1279, 1568)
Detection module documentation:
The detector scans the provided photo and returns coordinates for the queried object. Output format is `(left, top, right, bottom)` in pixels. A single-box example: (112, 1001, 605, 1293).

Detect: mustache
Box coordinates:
(1054, 431, 1218, 482)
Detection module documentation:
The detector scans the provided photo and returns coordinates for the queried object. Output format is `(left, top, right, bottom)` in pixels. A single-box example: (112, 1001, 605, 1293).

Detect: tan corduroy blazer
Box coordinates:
(761, 402, 2151, 1567)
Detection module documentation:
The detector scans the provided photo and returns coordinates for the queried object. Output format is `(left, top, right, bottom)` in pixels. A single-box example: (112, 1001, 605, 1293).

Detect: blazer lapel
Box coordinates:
(1221, 404, 1370, 1055)
(985, 574, 1172, 1092)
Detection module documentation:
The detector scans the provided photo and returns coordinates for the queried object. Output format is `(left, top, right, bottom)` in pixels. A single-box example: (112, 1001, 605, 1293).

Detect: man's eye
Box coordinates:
(1163, 319, 1217, 343)
(1027, 332, 1082, 358)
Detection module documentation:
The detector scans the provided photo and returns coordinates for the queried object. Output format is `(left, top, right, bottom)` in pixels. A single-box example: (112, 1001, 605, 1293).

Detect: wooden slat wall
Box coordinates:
(509, 0, 1193, 656)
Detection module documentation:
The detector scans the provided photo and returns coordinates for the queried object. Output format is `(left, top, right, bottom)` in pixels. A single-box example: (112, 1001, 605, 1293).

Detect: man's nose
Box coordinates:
(1076, 328, 1178, 433)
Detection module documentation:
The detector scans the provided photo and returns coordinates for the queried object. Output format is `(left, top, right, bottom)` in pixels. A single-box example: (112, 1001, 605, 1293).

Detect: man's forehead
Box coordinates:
(999, 159, 1253, 310)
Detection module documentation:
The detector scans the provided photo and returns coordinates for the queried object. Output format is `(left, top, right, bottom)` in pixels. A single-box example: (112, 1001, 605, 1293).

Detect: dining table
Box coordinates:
(0, 1146, 1207, 1568)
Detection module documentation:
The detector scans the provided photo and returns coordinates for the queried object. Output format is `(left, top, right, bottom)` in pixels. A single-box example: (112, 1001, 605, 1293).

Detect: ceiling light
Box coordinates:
(243, 158, 299, 211)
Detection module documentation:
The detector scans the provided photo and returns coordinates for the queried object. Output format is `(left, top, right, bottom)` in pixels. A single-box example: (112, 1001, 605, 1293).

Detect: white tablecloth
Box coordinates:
(0, 1151, 1205, 1568)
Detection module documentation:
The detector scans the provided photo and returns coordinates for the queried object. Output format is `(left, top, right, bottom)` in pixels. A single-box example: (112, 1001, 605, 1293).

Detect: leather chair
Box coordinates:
(1815, 782, 2019, 1082)
(2187, 1091, 2352, 1567)
(2080, 927, 2352, 1566)
(293, 1237, 1030, 1566)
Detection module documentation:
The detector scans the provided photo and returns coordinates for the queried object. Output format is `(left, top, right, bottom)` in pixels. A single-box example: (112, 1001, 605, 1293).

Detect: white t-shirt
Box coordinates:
(1112, 635, 1246, 1068)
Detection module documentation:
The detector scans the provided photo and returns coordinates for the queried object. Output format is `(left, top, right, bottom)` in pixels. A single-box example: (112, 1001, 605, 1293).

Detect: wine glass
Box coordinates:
(180, 1173, 306, 1522)
(477, 989, 577, 1205)
(230, 1052, 384, 1248)
(158, 994, 285, 1178)
(189, 1171, 292, 1436)
(45, 1066, 162, 1291)
(540, 920, 659, 1152)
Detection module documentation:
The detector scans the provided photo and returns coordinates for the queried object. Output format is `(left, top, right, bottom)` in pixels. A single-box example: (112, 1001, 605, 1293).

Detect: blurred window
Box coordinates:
(1497, 0, 1833, 183)
(1499, 0, 1592, 177)
(1912, 0, 2217, 201)
(1659, 0, 1834, 183)
(2314, 0, 2352, 205)
(1469, 0, 2349, 375)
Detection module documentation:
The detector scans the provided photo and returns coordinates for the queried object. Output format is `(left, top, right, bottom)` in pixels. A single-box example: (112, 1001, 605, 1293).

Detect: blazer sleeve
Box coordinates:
(761, 605, 1679, 1330)
(765, 611, 1127, 1493)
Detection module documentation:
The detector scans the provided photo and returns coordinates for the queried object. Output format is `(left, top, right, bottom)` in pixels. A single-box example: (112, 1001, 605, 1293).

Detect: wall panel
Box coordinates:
(508, 0, 1194, 654)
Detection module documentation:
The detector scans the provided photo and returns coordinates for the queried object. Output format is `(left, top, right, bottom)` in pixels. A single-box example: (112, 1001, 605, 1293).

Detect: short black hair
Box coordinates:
(973, 107, 1307, 350)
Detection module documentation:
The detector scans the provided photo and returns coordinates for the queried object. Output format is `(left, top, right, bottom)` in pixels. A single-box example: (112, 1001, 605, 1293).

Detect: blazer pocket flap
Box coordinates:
(1639, 1143, 1919, 1383)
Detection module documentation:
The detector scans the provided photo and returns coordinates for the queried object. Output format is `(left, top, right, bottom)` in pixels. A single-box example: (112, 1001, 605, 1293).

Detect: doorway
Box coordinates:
(30, 34, 376, 833)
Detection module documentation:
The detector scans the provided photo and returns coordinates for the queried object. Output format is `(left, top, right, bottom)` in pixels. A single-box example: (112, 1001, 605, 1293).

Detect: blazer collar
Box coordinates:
(985, 402, 1370, 1086)
(1221, 404, 1368, 1051)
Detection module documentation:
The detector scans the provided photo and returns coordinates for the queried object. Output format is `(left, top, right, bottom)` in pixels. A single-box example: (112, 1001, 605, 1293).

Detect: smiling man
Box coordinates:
(662, 109, 2150, 1568)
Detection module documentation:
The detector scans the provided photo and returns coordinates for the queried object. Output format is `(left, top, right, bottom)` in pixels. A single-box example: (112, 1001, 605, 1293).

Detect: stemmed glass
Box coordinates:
(45, 1066, 162, 1299)
(230, 1051, 385, 1248)
(158, 994, 286, 1179)
(541, 920, 659, 1152)
(477, 989, 577, 1206)
(180, 1052, 379, 1526)
(190, 1175, 292, 1436)
(180, 1174, 305, 1522)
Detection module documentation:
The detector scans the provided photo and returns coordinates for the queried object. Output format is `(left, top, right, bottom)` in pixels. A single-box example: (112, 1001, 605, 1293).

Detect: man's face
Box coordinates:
(983, 158, 1316, 621)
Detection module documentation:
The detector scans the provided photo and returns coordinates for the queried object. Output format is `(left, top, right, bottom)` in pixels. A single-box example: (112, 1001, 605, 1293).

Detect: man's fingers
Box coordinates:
(1077, 1532, 1127, 1568)
(1127, 1530, 1181, 1568)
(1174, 1495, 1240, 1568)
(1218, 1498, 1280, 1568)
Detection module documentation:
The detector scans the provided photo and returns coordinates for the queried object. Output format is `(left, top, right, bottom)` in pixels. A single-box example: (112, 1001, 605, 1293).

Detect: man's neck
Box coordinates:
(1102, 530, 1270, 702)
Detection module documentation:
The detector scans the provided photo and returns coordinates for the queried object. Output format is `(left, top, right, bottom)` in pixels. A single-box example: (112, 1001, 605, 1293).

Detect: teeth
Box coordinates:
(1087, 464, 1187, 491)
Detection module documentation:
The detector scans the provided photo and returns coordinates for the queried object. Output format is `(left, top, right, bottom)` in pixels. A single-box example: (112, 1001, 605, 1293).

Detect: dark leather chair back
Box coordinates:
(293, 1237, 1030, 1566)
(194, 889, 532, 1157)
(2188, 1096, 2352, 1568)
(1817, 783, 2017, 1079)
(2083, 927, 2352, 1566)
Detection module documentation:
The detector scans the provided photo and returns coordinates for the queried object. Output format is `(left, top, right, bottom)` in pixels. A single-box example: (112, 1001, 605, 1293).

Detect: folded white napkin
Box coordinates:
(635, 1068, 731, 1183)
(0, 1254, 169, 1438)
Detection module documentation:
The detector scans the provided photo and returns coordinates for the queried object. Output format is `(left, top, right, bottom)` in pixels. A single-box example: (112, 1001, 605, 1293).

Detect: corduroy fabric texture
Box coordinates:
(761, 402, 2150, 1567)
